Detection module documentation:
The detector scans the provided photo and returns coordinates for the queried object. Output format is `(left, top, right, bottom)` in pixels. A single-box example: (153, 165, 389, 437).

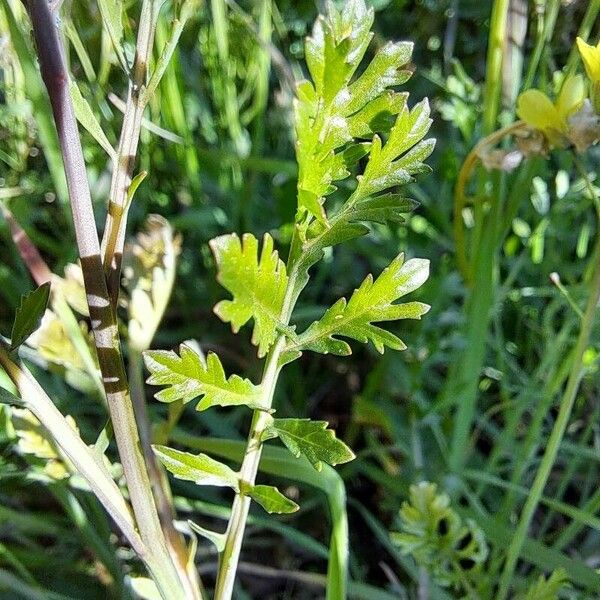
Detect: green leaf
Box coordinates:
(348, 194, 419, 225)
(144, 344, 263, 410)
(346, 42, 413, 114)
(391, 482, 488, 590)
(347, 92, 408, 138)
(295, 1, 417, 225)
(127, 171, 147, 204)
(357, 99, 435, 199)
(153, 445, 239, 489)
(10, 282, 51, 351)
(210, 233, 289, 358)
(0, 387, 25, 407)
(263, 418, 355, 471)
(243, 482, 299, 514)
(291, 253, 429, 356)
(305, 0, 373, 103)
(69, 80, 115, 159)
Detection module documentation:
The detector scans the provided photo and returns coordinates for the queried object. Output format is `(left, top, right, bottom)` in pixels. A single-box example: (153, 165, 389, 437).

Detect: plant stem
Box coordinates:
(215, 222, 320, 599)
(23, 2, 197, 597)
(214, 336, 286, 600)
(482, 0, 510, 134)
(522, 0, 560, 90)
(497, 233, 600, 600)
(452, 121, 526, 284)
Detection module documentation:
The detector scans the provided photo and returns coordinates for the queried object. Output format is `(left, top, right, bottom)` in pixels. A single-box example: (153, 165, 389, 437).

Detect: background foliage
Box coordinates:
(0, 0, 599, 598)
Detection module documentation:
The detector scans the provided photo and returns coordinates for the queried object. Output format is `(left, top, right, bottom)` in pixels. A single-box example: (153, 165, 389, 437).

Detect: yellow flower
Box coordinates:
(577, 37, 600, 83)
(516, 75, 586, 144)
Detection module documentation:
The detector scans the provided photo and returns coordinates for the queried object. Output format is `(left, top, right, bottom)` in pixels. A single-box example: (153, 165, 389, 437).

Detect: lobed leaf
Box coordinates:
(345, 42, 413, 114)
(290, 254, 430, 356)
(357, 99, 434, 199)
(348, 194, 419, 225)
(10, 282, 51, 351)
(153, 445, 239, 489)
(520, 569, 570, 600)
(294, 0, 417, 224)
(262, 417, 355, 471)
(144, 344, 263, 410)
(210, 233, 289, 358)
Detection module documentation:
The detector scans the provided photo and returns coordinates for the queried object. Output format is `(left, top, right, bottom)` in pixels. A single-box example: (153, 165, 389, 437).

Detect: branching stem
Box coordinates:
(23, 2, 197, 597)
(100, 0, 160, 306)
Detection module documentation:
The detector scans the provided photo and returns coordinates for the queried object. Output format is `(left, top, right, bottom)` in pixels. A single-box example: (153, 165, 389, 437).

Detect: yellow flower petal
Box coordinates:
(517, 89, 563, 132)
(577, 37, 600, 83)
(556, 74, 586, 121)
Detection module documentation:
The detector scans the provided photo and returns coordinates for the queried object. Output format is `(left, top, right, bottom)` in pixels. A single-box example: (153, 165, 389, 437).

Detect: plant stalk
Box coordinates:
(215, 222, 319, 599)
(100, 0, 161, 306)
(214, 336, 286, 600)
(23, 2, 197, 597)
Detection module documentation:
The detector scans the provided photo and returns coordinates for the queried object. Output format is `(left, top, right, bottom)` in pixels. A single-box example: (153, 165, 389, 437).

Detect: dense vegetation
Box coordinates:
(0, 0, 599, 598)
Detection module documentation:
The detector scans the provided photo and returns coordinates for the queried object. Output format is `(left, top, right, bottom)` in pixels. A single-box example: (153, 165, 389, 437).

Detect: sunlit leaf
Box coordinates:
(356, 99, 434, 198)
(210, 233, 288, 357)
(144, 344, 263, 410)
(290, 254, 429, 356)
(295, 0, 421, 224)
